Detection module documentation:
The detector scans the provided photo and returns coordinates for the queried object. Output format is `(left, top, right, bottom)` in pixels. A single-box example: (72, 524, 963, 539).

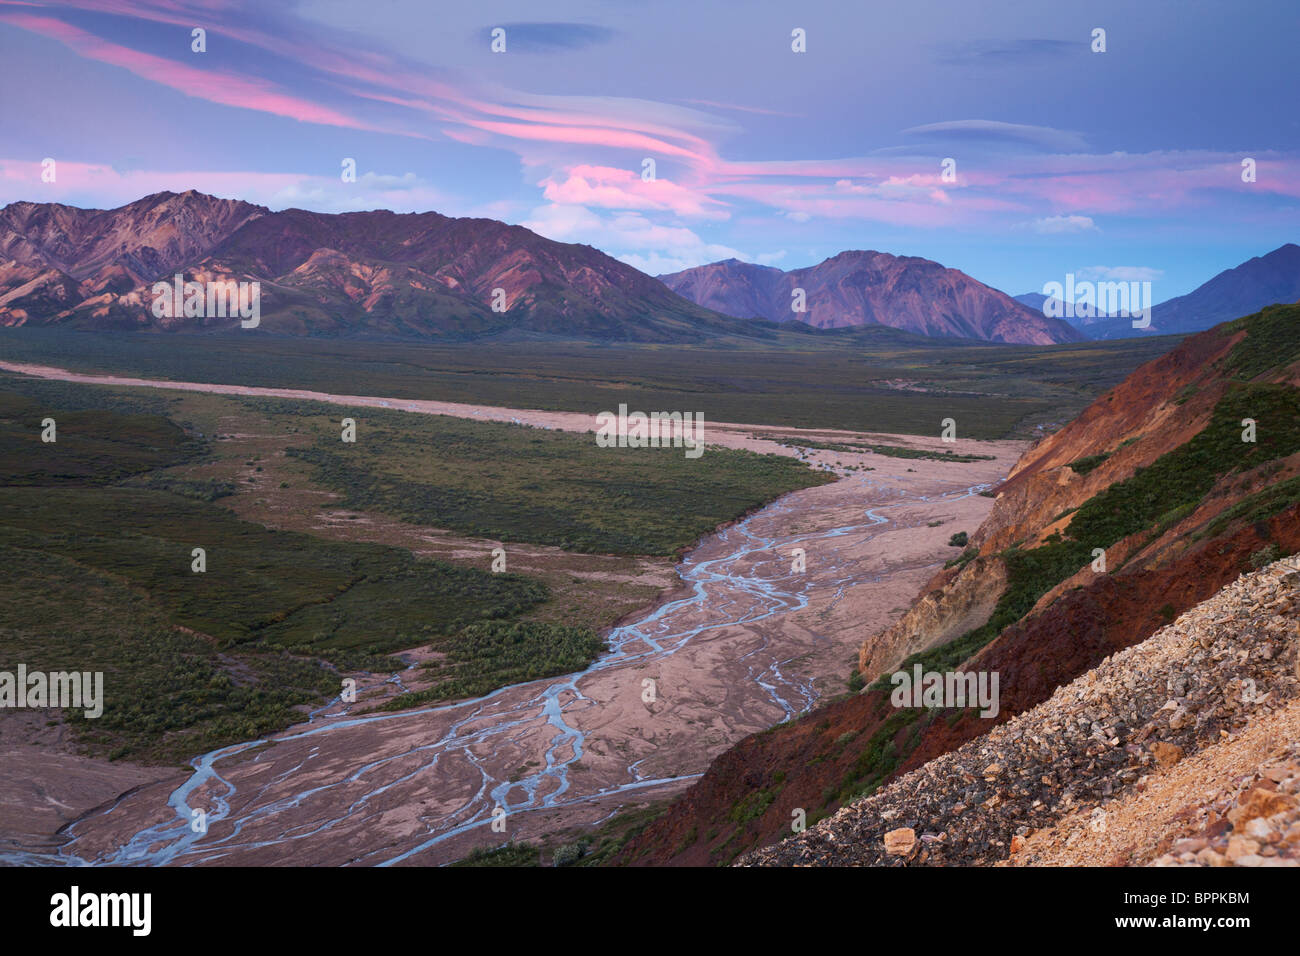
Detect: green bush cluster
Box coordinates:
(449, 842, 540, 867)
(1069, 451, 1110, 475)
(273, 399, 830, 556)
(380, 620, 607, 708)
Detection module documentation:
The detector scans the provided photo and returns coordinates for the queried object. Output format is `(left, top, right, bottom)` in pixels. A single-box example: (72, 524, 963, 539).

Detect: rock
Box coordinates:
(1150, 741, 1184, 769)
(1227, 788, 1294, 828)
(1010, 835, 1027, 854)
(883, 827, 917, 857)
(1243, 818, 1274, 841)
(1196, 848, 1228, 866)
(1225, 836, 1261, 862)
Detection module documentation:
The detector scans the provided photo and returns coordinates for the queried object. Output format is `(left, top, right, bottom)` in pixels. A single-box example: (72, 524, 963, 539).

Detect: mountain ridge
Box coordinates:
(0, 191, 771, 343)
(660, 250, 1086, 345)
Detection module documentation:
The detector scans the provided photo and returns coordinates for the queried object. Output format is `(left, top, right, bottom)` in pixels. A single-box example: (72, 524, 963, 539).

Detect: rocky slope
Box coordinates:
(741, 555, 1300, 866)
(1006, 697, 1300, 867)
(659, 251, 1084, 344)
(0, 191, 767, 342)
(615, 303, 1300, 866)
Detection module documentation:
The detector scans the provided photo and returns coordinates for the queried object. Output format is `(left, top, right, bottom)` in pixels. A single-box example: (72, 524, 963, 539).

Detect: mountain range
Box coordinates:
(2, 191, 1294, 346)
(0, 190, 767, 343)
(660, 252, 1085, 344)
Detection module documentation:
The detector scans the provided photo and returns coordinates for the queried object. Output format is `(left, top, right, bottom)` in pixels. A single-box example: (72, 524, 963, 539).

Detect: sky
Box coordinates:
(0, 0, 1297, 300)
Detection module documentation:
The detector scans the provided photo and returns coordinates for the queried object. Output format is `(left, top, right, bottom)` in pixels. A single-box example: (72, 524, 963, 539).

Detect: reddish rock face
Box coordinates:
(660, 251, 1086, 344)
(0, 191, 762, 341)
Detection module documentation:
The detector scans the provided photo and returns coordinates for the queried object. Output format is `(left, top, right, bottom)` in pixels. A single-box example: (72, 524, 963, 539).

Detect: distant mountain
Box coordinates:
(1014, 291, 1121, 331)
(1012, 291, 1049, 313)
(1083, 243, 1300, 340)
(661, 251, 1085, 344)
(0, 191, 771, 342)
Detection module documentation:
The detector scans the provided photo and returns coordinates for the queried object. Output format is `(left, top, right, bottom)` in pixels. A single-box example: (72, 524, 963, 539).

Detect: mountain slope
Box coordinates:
(0, 192, 770, 342)
(661, 251, 1085, 344)
(1086, 244, 1300, 340)
(616, 303, 1300, 866)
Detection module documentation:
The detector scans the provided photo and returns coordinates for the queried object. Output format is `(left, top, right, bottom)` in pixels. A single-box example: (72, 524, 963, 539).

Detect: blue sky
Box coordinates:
(1, 0, 1296, 299)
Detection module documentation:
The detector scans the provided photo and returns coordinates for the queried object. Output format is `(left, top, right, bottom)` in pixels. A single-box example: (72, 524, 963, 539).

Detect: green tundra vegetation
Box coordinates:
(1220, 303, 1300, 381)
(0, 369, 837, 762)
(0, 324, 1179, 439)
(249, 396, 831, 555)
(0, 541, 346, 763)
(0, 487, 550, 655)
(760, 434, 997, 462)
(0, 389, 206, 484)
(378, 620, 608, 709)
(1068, 451, 1110, 475)
(0, 389, 555, 761)
(448, 842, 541, 867)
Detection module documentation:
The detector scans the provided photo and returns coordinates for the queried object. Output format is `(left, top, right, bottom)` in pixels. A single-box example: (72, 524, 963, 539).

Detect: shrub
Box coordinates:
(552, 841, 588, 867)
(1250, 543, 1282, 569)
(1069, 451, 1110, 475)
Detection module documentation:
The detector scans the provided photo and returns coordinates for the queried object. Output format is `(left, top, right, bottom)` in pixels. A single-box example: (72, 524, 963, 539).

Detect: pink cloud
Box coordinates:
(0, 11, 376, 131)
(6, 3, 1296, 241)
(540, 165, 728, 218)
(453, 118, 711, 167)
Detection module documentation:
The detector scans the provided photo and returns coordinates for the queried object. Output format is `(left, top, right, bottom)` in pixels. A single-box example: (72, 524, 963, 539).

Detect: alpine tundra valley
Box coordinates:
(0, 0, 1297, 929)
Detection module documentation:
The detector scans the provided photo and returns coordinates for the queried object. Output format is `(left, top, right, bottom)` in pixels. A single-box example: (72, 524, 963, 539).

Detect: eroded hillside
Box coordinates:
(617, 304, 1300, 866)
